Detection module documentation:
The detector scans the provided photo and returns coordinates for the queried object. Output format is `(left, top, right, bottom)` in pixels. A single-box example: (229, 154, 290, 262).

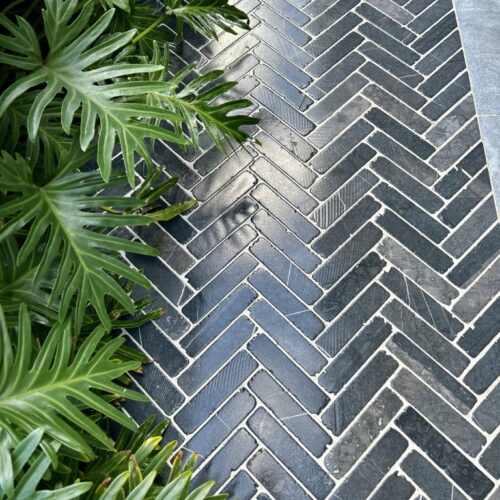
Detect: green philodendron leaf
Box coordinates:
(0, 95, 73, 167)
(164, 0, 250, 40)
(145, 43, 258, 150)
(0, 304, 147, 458)
(0, 237, 59, 327)
(0, 143, 193, 330)
(0, 0, 190, 185)
(98, 0, 131, 12)
(0, 427, 93, 499)
(112, 1, 173, 53)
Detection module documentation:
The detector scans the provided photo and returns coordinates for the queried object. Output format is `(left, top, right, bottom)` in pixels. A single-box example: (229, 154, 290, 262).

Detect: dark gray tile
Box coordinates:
(308, 52, 366, 99)
(223, 471, 257, 500)
(377, 210, 452, 273)
(249, 298, 326, 373)
(422, 72, 471, 120)
(365, 107, 435, 159)
(382, 299, 468, 375)
(426, 95, 476, 147)
(178, 317, 255, 395)
(373, 183, 448, 242)
(452, 258, 500, 323)
(180, 284, 257, 356)
(132, 363, 184, 414)
(464, 339, 500, 395)
(310, 119, 374, 174)
(128, 252, 192, 306)
(175, 351, 257, 433)
(188, 172, 258, 229)
(356, 2, 416, 41)
(253, 23, 313, 67)
(378, 236, 459, 305)
(133, 224, 194, 274)
(412, 11, 457, 53)
(306, 12, 362, 57)
(254, 108, 317, 161)
(251, 158, 317, 214)
(319, 317, 392, 393)
(474, 382, 500, 433)
(308, 95, 371, 149)
(363, 84, 430, 133)
(439, 169, 492, 228)
(312, 170, 379, 229)
(324, 388, 403, 478)
(322, 352, 398, 435)
(333, 429, 408, 500)
(254, 132, 316, 188)
(312, 196, 381, 258)
(252, 210, 321, 273)
(252, 85, 315, 135)
(184, 390, 256, 462)
(448, 225, 500, 287)
(249, 269, 324, 338)
(358, 22, 420, 65)
(307, 73, 368, 123)
(254, 4, 311, 45)
(125, 324, 187, 377)
(401, 451, 468, 500)
(315, 252, 386, 321)
(248, 334, 329, 412)
(253, 65, 313, 111)
(311, 144, 376, 200)
(408, 0, 452, 33)
(248, 370, 331, 457)
(360, 62, 427, 109)
(369, 132, 438, 185)
(248, 408, 334, 498)
(248, 449, 309, 499)
(387, 333, 476, 413)
(182, 253, 258, 322)
(192, 149, 253, 202)
(186, 225, 257, 289)
(480, 433, 500, 479)
(307, 32, 364, 77)
(313, 223, 382, 288)
(193, 429, 257, 489)
(442, 197, 497, 258)
(187, 197, 259, 259)
(306, 0, 362, 33)
(254, 44, 312, 89)
(250, 240, 321, 305)
(392, 369, 486, 456)
(396, 408, 494, 499)
(264, 0, 310, 26)
(430, 119, 481, 171)
(316, 283, 390, 356)
(371, 473, 414, 500)
(458, 298, 500, 357)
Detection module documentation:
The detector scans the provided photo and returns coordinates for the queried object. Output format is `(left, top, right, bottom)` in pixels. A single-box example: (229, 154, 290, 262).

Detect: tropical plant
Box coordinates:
(0, 429, 93, 499)
(0, 0, 255, 495)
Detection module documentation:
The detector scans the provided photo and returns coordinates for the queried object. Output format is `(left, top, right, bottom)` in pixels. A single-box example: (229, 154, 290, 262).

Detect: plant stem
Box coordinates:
(2, 0, 28, 15)
(132, 13, 169, 43)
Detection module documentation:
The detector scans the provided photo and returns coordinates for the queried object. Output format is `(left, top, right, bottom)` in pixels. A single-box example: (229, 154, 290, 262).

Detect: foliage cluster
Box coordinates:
(0, 0, 256, 496)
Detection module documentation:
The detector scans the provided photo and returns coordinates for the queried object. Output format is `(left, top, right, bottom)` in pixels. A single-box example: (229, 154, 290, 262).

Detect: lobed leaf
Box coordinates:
(0, 0, 189, 185)
(164, 0, 250, 40)
(0, 143, 191, 330)
(0, 305, 147, 458)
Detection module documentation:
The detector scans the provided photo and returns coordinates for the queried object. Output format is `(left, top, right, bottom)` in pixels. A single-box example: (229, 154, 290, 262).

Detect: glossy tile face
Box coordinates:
(124, 0, 500, 498)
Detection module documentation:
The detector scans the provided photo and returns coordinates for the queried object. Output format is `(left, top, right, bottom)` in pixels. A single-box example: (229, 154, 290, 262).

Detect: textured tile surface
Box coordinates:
(124, 0, 500, 497)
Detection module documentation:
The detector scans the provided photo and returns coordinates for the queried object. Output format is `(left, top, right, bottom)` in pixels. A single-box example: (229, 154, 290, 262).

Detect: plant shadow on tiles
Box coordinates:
(0, 0, 257, 497)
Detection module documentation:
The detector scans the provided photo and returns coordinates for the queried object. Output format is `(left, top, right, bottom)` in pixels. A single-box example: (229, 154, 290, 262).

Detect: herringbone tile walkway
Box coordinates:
(124, 0, 500, 498)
